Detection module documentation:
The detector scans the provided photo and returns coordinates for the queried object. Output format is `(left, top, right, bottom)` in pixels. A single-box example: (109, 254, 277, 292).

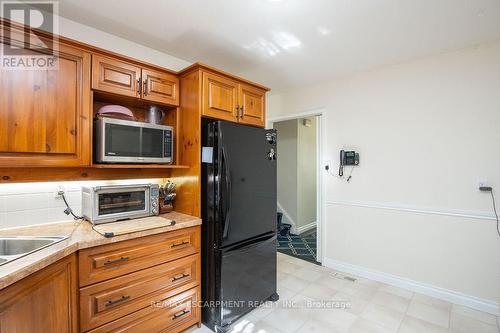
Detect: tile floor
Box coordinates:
(277, 228, 318, 263)
(189, 252, 500, 333)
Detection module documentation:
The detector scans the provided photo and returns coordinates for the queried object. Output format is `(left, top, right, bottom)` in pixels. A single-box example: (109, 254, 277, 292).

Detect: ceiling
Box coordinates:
(58, 0, 500, 92)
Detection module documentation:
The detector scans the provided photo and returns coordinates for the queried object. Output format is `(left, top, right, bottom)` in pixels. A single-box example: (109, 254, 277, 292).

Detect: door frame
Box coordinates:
(267, 109, 325, 264)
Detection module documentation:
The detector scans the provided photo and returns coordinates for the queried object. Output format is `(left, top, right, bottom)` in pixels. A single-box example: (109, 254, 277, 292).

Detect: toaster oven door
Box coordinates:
(93, 186, 151, 224)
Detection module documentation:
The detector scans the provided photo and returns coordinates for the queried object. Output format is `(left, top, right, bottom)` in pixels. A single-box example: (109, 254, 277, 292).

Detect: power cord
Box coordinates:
(326, 164, 355, 182)
(490, 191, 500, 238)
(58, 191, 84, 220)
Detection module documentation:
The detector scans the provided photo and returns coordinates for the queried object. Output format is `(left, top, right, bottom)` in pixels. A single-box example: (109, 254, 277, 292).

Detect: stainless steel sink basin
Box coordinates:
(0, 236, 68, 266)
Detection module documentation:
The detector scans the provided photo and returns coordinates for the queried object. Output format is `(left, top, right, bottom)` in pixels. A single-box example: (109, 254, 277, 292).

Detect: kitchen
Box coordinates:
(0, 11, 274, 333)
(1, 1, 500, 333)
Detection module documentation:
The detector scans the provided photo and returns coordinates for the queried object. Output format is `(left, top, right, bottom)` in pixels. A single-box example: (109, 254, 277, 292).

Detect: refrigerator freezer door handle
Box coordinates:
(222, 146, 231, 239)
(223, 234, 277, 256)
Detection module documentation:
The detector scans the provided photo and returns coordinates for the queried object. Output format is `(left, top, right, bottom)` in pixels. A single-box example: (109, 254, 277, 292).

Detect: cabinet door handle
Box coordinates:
(172, 309, 190, 320)
(171, 273, 190, 282)
(105, 295, 130, 307)
(137, 78, 141, 96)
(171, 241, 189, 248)
(103, 256, 129, 266)
(143, 79, 148, 96)
(239, 106, 244, 118)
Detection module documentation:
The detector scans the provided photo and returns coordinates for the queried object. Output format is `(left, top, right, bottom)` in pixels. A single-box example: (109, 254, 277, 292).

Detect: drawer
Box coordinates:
(80, 254, 200, 331)
(79, 226, 200, 286)
(88, 287, 200, 333)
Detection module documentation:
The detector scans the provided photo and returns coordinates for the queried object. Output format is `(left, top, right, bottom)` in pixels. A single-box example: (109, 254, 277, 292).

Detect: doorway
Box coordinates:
(270, 112, 323, 264)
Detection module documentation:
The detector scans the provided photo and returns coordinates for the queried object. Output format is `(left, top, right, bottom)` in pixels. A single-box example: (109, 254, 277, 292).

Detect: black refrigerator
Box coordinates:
(201, 120, 279, 333)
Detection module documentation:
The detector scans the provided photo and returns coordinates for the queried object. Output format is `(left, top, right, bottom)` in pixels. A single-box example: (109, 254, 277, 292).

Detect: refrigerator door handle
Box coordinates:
(221, 146, 231, 239)
(223, 233, 276, 256)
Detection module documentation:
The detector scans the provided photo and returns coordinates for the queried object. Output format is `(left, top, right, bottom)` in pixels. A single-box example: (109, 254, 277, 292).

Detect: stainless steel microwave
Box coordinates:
(94, 117, 173, 164)
(82, 184, 160, 224)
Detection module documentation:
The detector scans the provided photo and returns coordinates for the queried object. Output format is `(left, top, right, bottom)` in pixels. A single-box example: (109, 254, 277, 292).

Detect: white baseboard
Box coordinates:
(323, 257, 500, 316)
(296, 221, 316, 234)
(277, 201, 296, 231)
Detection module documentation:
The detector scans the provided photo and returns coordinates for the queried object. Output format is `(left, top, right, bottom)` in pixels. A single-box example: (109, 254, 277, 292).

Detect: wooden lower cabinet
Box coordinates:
(79, 226, 202, 332)
(80, 254, 200, 331)
(0, 254, 78, 333)
(79, 227, 200, 287)
(88, 287, 200, 333)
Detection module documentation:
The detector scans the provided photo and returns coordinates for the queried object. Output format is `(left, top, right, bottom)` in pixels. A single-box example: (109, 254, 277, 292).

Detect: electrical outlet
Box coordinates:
(478, 182, 493, 192)
(55, 186, 65, 198)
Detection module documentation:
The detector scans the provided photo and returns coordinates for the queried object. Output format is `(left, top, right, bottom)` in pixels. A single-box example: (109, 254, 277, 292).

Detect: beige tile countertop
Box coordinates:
(0, 211, 201, 290)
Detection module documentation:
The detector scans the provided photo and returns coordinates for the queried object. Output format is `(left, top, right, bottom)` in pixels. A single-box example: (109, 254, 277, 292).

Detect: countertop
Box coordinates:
(0, 211, 202, 290)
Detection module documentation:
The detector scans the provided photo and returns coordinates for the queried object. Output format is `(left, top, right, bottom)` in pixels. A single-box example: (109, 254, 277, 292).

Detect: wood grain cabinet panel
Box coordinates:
(0, 42, 91, 167)
(79, 226, 200, 286)
(202, 72, 239, 122)
(88, 287, 200, 333)
(80, 254, 199, 331)
(92, 54, 141, 98)
(142, 69, 179, 106)
(239, 83, 266, 127)
(0, 254, 78, 333)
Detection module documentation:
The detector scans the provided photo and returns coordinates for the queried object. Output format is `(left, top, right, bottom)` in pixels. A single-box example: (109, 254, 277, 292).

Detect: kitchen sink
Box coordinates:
(0, 236, 68, 266)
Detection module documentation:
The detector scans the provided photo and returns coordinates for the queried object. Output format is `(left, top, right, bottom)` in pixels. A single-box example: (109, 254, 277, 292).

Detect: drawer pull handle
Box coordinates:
(171, 273, 190, 282)
(105, 295, 130, 307)
(104, 257, 129, 266)
(172, 309, 190, 320)
(171, 241, 189, 248)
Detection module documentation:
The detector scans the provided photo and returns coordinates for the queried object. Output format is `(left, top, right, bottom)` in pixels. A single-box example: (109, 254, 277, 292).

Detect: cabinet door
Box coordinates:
(202, 72, 239, 122)
(0, 42, 91, 167)
(92, 54, 141, 98)
(239, 83, 266, 127)
(142, 69, 179, 106)
(0, 254, 78, 333)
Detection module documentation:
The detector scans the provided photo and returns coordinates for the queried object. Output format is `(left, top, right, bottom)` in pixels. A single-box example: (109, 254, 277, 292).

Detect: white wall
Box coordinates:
(297, 118, 317, 231)
(274, 119, 298, 229)
(267, 41, 500, 311)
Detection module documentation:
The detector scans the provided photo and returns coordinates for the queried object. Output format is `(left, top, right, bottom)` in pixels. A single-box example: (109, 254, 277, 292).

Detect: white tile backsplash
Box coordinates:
(1, 209, 49, 229)
(4, 193, 50, 212)
(0, 178, 163, 229)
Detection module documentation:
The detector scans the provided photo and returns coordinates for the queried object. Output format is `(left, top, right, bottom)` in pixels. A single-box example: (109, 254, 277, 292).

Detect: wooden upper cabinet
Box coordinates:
(239, 83, 266, 127)
(92, 54, 141, 98)
(0, 42, 91, 167)
(142, 69, 179, 105)
(195, 67, 268, 127)
(202, 71, 239, 122)
(91, 55, 179, 106)
(0, 254, 78, 333)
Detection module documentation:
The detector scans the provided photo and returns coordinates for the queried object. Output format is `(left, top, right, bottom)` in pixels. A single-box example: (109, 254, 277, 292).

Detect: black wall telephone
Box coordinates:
(339, 150, 359, 177)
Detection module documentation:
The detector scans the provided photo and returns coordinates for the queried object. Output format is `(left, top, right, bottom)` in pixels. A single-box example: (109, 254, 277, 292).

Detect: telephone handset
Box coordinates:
(339, 150, 359, 177)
